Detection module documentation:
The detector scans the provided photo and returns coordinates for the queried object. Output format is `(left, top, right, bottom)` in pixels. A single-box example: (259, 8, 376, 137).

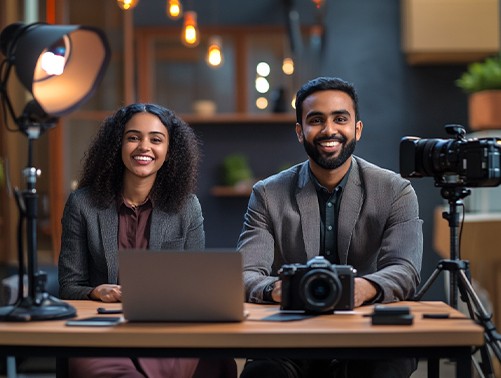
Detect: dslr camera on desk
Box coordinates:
(279, 256, 356, 314)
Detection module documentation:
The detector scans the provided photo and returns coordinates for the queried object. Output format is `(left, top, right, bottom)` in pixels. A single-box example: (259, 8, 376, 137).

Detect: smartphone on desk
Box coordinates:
(66, 316, 123, 327)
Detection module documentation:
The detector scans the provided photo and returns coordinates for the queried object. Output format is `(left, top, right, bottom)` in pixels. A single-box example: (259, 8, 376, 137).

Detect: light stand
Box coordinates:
(0, 22, 110, 321)
(414, 184, 501, 376)
(0, 104, 76, 321)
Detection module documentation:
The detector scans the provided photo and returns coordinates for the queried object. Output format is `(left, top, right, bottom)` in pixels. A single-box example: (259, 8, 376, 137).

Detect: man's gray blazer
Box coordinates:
(237, 156, 423, 304)
(58, 188, 205, 300)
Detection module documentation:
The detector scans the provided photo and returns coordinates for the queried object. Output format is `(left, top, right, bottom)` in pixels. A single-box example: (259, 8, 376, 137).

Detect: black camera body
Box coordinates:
(400, 124, 501, 187)
(279, 256, 356, 314)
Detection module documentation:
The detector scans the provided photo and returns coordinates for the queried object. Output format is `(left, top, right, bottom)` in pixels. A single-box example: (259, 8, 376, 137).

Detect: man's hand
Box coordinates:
(271, 280, 282, 303)
(90, 284, 122, 302)
(354, 277, 378, 307)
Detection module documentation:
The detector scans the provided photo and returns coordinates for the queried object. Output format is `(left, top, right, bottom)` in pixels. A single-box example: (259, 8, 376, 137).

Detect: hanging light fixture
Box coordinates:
(181, 11, 200, 47)
(116, 0, 140, 10)
(311, 0, 325, 9)
(282, 57, 294, 75)
(167, 0, 183, 20)
(206, 36, 223, 67)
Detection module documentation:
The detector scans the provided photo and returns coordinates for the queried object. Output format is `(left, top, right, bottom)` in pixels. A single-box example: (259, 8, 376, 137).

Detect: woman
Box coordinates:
(58, 103, 236, 378)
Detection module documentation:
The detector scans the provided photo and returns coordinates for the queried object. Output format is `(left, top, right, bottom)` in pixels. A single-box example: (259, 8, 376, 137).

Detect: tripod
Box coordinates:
(414, 185, 501, 377)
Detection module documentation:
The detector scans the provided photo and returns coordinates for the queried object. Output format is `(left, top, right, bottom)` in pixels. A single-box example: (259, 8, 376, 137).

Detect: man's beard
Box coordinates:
(302, 135, 356, 170)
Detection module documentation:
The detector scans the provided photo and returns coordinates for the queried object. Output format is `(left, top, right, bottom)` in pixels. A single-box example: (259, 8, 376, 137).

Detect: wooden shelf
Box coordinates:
(211, 186, 252, 197)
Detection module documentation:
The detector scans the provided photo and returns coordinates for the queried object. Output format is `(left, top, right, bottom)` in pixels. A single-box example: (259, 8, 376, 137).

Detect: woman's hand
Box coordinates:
(90, 284, 122, 302)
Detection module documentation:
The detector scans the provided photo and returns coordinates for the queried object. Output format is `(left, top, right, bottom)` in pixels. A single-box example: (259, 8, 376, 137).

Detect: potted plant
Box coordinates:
(456, 55, 501, 130)
(221, 153, 255, 193)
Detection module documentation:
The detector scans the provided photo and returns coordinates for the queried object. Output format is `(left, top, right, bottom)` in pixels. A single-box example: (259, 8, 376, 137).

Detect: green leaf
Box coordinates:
(456, 56, 501, 93)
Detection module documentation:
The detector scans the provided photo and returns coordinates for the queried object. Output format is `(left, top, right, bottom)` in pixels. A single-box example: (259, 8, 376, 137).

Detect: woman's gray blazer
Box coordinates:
(58, 188, 205, 300)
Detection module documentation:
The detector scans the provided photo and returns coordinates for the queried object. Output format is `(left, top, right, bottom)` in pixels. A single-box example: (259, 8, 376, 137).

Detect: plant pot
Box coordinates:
(468, 90, 501, 130)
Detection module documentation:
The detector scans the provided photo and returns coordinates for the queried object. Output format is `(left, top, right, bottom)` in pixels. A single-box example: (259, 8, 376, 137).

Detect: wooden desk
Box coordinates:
(0, 301, 484, 378)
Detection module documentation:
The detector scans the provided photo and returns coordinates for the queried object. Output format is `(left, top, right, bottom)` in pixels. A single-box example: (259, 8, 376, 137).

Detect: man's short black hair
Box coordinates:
(295, 77, 360, 124)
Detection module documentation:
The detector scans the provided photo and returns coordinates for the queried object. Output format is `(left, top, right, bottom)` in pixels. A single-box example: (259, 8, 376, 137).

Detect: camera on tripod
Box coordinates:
(399, 124, 501, 187)
(279, 256, 356, 314)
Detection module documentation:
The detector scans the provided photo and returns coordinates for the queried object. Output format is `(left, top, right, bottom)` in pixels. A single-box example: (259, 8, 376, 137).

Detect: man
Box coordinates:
(237, 77, 423, 378)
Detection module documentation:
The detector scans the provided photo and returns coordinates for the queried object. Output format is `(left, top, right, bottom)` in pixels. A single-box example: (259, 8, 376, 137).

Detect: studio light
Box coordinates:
(0, 22, 110, 321)
(1, 22, 110, 120)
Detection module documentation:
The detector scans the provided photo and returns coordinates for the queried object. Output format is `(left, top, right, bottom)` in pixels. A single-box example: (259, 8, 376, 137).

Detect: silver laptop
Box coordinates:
(119, 249, 245, 322)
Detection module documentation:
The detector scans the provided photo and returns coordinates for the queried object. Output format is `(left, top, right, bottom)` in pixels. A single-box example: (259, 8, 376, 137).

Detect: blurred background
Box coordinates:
(0, 0, 500, 323)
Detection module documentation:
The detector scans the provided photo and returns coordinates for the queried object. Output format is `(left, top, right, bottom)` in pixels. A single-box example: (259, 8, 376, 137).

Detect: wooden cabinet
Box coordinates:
(401, 0, 500, 64)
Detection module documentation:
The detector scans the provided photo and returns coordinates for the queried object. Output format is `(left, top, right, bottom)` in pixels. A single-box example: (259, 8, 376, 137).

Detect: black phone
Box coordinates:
(65, 316, 122, 327)
(97, 307, 123, 315)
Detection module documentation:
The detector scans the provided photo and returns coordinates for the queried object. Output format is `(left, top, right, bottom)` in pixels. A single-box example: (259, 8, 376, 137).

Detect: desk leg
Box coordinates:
(456, 353, 472, 378)
(427, 358, 439, 378)
(6, 356, 17, 378)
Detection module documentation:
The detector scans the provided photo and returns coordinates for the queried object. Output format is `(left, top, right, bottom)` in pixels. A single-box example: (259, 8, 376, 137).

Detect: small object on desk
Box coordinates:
(422, 313, 466, 319)
(422, 313, 450, 319)
(261, 312, 317, 322)
(370, 305, 414, 325)
(66, 316, 123, 327)
(97, 307, 123, 314)
(373, 305, 411, 315)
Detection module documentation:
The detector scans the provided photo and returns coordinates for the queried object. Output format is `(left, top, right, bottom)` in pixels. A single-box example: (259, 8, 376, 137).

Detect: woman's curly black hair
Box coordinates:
(78, 103, 201, 213)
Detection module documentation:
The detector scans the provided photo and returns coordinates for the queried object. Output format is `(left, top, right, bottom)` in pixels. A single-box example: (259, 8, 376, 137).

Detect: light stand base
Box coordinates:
(0, 295, 76, 321)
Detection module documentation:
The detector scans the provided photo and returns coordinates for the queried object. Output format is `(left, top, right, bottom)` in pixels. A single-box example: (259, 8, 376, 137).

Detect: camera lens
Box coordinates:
(299, 270, 342, 313)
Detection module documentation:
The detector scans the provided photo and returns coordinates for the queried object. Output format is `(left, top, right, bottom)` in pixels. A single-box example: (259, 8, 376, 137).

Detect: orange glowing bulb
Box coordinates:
(181, 11, 200, 47)
(167, 0, 183, 20)
(117, 0, 139, 10)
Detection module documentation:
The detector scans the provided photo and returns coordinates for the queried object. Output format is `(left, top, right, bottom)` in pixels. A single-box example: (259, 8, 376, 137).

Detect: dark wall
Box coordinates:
(193, 121, 304, 249)
(190, 0, 471, 301)
(317, 0, 469, 301)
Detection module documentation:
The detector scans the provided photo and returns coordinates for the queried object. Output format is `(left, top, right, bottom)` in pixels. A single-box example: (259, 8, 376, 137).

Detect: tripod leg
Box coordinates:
(458, 270, 492, 323)
(414, 266, 443, 301)
(457, 270, 500, 376)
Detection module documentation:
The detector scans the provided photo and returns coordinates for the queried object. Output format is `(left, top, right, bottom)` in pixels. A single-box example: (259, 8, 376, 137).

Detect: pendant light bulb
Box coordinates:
(167, 0, 183, 20)
(117, 0, 140, 10)
(181, 11, 200, 47)
(206, 36, 223, 67)
(282, 57, 294, 75)
(311, 0, 325, 9)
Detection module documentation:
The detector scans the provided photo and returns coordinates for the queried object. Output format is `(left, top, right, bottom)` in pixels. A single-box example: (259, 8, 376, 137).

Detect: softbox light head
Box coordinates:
(0, 22, 110, 117)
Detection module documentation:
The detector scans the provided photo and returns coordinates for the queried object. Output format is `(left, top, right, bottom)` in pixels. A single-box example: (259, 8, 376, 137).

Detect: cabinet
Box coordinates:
(401, 0, 500, 64)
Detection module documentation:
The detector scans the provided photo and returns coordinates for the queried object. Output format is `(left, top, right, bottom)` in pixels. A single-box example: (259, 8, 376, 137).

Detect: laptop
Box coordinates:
(119, 249, 245, 322)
